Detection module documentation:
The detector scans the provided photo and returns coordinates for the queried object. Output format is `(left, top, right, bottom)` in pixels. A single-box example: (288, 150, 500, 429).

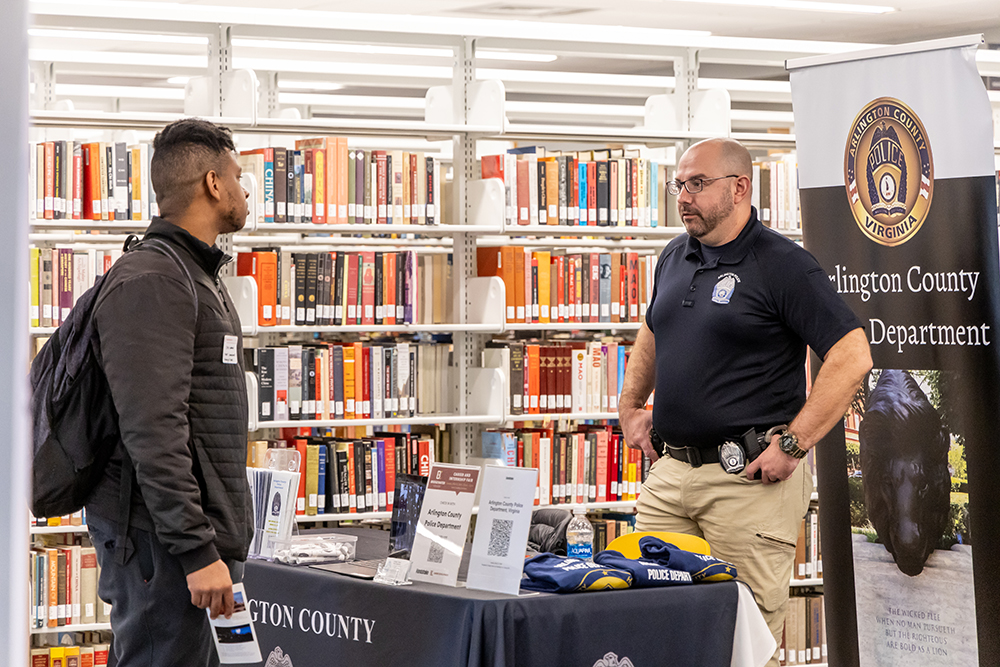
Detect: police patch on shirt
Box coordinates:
(711, 273, 740, 304)
(844, 97, 933, 247)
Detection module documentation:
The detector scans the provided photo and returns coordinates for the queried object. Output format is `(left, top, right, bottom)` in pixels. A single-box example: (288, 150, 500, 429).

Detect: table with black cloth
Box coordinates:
(234, 527, 750, 667)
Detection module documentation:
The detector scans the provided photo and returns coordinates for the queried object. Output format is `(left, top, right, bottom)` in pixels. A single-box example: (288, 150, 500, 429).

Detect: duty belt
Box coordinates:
(663, 444, 720, 467)
(653, 426, 785, 470)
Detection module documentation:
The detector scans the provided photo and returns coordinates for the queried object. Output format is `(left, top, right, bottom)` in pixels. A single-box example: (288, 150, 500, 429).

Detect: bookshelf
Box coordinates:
(31, 623, 112, 636)
(24, 10, 853, 659)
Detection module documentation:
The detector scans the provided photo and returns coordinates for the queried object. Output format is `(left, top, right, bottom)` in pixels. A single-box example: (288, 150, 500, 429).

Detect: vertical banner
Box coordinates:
(789, 36, 1000, 667)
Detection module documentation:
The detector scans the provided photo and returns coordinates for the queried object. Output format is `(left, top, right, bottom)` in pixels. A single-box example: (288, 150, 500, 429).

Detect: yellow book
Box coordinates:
(130, 146, 142, 221)
(535, 251, 551, 323)
(30, 247, 40, 327)
(313, 147, 326, 222)
(63, 646, 80, 667)
(305, 444, 319, 515)
(343, 344, 355, 420)
(48, 647, 65, 667)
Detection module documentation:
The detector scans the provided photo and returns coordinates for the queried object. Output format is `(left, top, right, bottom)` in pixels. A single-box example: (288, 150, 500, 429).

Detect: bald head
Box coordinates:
(684, 138, 753, 181)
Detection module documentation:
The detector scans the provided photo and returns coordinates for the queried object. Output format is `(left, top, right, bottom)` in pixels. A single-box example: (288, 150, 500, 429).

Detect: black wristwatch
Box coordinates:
(777, 430, 808, 459)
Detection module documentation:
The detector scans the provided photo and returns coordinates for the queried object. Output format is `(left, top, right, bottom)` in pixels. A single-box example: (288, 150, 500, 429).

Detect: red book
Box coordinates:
(587, 161, 597, 225)
(596, 431, 609, 502)
(93, 645, 109, 667)
(516, 435, 525, 468)
(560, 347, 571, 414)
(589, 252, 600, 324)
(384, 440, 396, 512)
(570, 157, 578, 224)
(360, 251, 375, 325)
(627, 251, 640, 322)
(82, 144, 98, 220)
(418, 438, 432, 477)
(516, 159, 529, 225)
(553, 256, 564, 323)
(346, 253, 360, 325)
(73, 149, 83, 220)
(346, 442, 357, 512)
(619, 257, 628, 321)
(361, 345, 371, 419)
(609, 434, 620, 500)
(294, 438, 308, 515)
(567, 255, 577, 324)
(480, 154, 504, 181)
(538, 346, 549, 414)
(374, 151, 387, 224)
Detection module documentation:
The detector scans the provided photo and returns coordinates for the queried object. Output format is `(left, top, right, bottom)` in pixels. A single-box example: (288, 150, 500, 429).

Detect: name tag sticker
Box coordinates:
(222, 335, 239, 364)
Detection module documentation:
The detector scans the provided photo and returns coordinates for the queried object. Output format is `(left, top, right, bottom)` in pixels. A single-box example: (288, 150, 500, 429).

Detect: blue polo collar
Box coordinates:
(684, 206, 763, 267)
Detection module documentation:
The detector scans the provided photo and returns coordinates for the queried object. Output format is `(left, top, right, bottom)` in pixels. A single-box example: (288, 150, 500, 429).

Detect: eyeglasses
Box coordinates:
(666, 175, 738, 196)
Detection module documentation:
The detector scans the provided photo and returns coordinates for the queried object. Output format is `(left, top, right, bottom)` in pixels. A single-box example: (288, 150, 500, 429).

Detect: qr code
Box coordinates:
(488, 518, 513, 558)
(428, 541, 444, 564)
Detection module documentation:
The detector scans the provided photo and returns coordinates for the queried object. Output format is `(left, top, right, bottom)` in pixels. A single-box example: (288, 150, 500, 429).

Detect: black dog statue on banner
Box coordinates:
(859, 369, 951, 576)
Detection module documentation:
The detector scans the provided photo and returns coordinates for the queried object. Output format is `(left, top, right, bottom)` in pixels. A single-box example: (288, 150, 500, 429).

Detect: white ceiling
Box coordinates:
(115, 0, 1000, 44)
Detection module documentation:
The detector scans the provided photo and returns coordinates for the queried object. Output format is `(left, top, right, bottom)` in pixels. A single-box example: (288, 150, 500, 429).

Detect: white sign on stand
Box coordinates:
(467, 465, 539, 596)
(408, 463, 481, 587)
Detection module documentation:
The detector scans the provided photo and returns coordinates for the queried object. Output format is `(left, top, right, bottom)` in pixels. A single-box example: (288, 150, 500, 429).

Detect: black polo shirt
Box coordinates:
(645, 207, 862, 449)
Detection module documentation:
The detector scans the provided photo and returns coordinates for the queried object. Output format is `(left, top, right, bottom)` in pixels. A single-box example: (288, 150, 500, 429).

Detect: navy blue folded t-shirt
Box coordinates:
(593, 549, 693, 587)
(521, 553, 633, 593)
(638, 536, 737, 582)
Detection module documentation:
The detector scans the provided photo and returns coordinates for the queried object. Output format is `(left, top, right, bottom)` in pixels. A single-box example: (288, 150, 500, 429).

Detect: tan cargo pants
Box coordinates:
(635, 454, 813, 667)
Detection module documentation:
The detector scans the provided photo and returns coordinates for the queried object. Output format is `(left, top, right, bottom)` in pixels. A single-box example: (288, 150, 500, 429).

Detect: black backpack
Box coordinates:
(29, 236, 197, 521)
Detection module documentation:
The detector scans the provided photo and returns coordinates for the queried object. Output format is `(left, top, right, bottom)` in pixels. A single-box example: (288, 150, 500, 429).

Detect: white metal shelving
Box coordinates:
(30, 525, 89, 535)
(31, 622, 111, 635)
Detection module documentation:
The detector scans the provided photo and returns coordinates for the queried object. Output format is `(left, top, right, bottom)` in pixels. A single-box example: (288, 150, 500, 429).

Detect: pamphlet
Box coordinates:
(408, 463, 481, 587)
(246, 468, 299, 560)
(467, 465, 539, 596)
(207, 583, 262, 664)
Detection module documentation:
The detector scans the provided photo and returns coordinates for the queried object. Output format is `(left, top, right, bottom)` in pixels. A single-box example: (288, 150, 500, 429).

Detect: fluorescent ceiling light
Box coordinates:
(28, 27, 208, 45)
(30, 49, 207, 68)
(278, 80, 344, 92)
(671, 0, 894, 13)
(55, 83, 186, 100)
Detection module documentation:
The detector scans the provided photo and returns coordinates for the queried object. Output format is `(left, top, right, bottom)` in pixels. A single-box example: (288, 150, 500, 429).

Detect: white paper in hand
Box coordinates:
(207, 583, 263, 664)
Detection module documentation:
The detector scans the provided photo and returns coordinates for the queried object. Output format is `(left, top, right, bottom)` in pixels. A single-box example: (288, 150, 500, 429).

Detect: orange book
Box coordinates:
(312, 145, 326, 224)
(627, 251, 639, 322)
(476, 247, 500, 278)
(236, 251, 278, 326)
(480, 154, 504, 180)
(384, 252, 396, 326)
(526, 344, 540, 414)
(543, 157, 559, 225)
(513, 247, 526, 323)
(46, 548, 58, 627)
(516, 159, 529, 225)
(343, 344, 356, 420)
(294, 438, 308, 515)
(336, 137, 349, 224)
(535, 250, 551, 323)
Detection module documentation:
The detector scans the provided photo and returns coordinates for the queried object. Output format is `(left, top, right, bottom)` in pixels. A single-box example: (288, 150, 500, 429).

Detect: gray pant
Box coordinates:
(88, 516, 244, 667)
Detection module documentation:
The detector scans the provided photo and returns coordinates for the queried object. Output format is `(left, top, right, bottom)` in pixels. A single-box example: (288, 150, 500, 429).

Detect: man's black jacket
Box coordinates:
(86, 217, 252, 575)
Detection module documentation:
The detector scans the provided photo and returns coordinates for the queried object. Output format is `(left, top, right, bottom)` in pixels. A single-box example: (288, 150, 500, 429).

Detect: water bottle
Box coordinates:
(566, 508, 594, 560)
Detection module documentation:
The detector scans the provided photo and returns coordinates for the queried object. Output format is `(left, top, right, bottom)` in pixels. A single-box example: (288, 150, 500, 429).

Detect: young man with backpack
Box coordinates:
(84, 118, 252, 666)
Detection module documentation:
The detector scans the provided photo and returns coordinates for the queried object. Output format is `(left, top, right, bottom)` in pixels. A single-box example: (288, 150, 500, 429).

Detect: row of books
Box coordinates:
(28, 247, 122, 328)
(29, 543, 109, 629)
(484, 339, 636, 416)
(781, 595, 827, 666)
(481, 426, 650, 506)
(477, 248, 655, 325)
(31, 509, 86, 528)
(794, 506, 823, 580)
(236, 249, 453, 328)
(481, 151, 664, 228)
(592, 515, 638, 553)
(28, 140, 157, 223)
(752, 156, 801, 232)
(238, 141, 441, 225)
(248, 432, 437, 516)
(30, 644, 110, 667)
(250, 342, 454, 423)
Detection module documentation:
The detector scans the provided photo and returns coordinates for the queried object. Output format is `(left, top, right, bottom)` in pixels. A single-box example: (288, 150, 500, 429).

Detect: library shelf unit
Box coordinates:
(294, 499, 639, 525)
(29, 525, 90, 535)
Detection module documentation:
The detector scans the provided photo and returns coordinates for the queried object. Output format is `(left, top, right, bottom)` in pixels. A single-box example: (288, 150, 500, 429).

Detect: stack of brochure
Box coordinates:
(247, 467, 299, 560)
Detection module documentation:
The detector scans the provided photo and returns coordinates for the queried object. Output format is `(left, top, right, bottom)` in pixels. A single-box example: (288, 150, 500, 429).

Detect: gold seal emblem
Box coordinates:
(844, 97, 933, 247)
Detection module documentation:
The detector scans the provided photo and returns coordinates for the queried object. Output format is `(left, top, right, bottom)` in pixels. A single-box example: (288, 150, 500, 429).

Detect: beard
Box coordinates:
(679, 195, 734, 240)
(220, 189, 248, 235)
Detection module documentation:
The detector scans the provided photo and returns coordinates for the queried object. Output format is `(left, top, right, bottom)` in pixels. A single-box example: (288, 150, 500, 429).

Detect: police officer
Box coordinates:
(619, 138, 872, 666)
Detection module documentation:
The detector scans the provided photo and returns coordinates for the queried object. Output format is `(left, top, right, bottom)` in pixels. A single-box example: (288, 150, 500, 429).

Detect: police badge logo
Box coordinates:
(264, 647, 293, 667)
(593, 651, 635, 667)
(711, 273, 740, 305)
(844, 97, 933, 247)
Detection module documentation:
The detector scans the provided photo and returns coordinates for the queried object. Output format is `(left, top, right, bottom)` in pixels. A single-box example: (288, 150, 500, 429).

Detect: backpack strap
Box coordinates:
(113, 235, 199, 565)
